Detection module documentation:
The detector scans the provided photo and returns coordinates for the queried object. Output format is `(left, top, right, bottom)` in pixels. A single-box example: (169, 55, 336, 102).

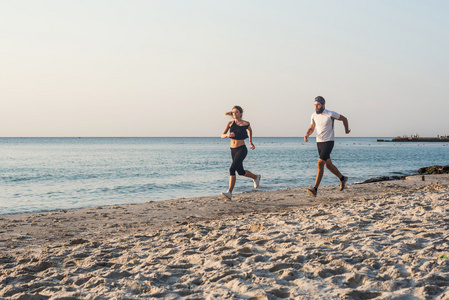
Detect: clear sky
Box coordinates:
(1, 0, 448, 137)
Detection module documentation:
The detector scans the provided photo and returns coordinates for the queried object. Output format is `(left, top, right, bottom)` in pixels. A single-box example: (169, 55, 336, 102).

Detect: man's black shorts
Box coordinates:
(317, 141, 334, 161)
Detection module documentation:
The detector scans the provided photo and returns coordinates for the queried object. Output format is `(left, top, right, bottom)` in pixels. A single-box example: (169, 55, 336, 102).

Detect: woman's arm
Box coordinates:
(247, 124, 255, 149)
(221, 121, 234, 139)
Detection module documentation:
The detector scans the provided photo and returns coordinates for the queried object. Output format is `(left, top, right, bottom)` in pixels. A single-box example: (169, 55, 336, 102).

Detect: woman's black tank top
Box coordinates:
(230, 121, 249, 140)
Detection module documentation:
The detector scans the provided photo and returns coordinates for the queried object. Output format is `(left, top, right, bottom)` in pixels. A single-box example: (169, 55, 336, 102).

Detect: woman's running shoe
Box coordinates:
(254, 175, 261, 189)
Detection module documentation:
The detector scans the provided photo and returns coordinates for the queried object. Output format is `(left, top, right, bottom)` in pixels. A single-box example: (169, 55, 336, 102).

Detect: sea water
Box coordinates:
(1, 137, 447, 215)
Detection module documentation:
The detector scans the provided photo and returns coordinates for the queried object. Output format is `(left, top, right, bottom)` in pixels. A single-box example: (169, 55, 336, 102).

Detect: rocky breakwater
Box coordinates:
(358, 165, 449, 184)
(418, 165, 449, 175)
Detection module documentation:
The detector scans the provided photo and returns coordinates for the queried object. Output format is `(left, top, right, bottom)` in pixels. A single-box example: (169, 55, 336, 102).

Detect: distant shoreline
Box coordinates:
(0, 136, 437, 139)
(378, 137, 449, 142)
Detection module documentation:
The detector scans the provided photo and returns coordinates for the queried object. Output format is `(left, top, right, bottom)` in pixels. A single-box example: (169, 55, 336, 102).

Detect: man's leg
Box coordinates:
(324, 158, 342, 179)
(326, 158, 348, 191)
(314, 158, 326, 188)
(307, 159, 325, 197)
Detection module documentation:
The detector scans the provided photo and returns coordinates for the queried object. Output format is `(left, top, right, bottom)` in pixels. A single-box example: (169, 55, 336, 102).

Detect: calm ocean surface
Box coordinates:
(1, 137, 448, 215)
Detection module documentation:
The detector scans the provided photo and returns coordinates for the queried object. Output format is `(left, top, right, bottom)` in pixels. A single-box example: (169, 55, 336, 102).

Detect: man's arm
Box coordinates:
(338, 115, 351, 134)
(304, 124, 315, 142)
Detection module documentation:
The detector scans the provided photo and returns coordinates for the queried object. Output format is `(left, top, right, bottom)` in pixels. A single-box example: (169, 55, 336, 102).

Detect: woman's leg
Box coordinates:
(228, 147, 242, 193)
(228, 175, 236, 192)
(227, 145, 258, 193)
(243, 170, 256, 180)
(233, 146, 249, 177)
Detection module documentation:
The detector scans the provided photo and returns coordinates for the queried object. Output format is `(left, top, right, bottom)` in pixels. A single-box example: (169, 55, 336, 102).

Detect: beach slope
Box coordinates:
(1, 175, 449, 299)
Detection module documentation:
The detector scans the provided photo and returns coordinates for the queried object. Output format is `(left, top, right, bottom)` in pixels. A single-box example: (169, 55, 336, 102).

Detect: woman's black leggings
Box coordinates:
(229, 145, 247, 176)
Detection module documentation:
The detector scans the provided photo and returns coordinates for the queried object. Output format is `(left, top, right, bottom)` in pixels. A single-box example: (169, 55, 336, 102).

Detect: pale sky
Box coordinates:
(1, 0, 448, 137)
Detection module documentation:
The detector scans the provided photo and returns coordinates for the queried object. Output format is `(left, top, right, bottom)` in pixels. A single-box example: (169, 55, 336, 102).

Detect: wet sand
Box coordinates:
(1, 175, 448, 299)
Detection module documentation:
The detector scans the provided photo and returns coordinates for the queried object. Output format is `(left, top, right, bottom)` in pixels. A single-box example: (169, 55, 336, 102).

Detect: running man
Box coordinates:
(304, 96, 351, 197)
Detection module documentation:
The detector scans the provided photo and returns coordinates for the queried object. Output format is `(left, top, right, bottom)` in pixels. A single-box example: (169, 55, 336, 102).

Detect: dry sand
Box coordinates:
(1, 175, 448, 299)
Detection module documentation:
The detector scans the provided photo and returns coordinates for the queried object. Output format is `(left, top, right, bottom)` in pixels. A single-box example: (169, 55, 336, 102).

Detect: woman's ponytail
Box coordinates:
(224, 106, 243, 117)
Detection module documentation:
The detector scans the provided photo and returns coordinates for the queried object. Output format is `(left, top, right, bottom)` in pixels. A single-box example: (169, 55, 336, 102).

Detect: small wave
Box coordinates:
(4, 174, 53, 183)
(88, 181, 197, 196)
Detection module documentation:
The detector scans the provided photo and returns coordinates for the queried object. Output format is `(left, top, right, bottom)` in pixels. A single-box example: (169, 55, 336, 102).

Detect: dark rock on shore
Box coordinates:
(418, 165, 449, 174)
(359, 175, 407, 184)
(359, 165, 449, 184)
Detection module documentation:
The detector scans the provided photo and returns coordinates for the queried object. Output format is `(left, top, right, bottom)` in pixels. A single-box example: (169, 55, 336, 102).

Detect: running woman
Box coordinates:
(221, 106, 261, 200)
(304, 96, 351, 197)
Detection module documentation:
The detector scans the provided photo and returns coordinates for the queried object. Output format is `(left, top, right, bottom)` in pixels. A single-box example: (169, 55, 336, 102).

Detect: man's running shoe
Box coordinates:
(340, 176, 348, 191)
(307, 187, 317, 197)
(254, 175, 261, 189)
(221, 191, 232, 200)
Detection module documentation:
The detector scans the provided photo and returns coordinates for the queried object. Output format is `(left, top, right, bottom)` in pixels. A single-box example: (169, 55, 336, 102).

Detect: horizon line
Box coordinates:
(0, 136, 399, 138)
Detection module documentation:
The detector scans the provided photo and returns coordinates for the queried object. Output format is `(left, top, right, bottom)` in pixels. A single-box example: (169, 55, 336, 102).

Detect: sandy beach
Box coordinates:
(1, 174, 448, 299)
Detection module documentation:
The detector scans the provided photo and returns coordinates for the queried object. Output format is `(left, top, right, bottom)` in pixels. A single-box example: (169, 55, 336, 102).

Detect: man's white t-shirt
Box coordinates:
(311, 110, 341, 142)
